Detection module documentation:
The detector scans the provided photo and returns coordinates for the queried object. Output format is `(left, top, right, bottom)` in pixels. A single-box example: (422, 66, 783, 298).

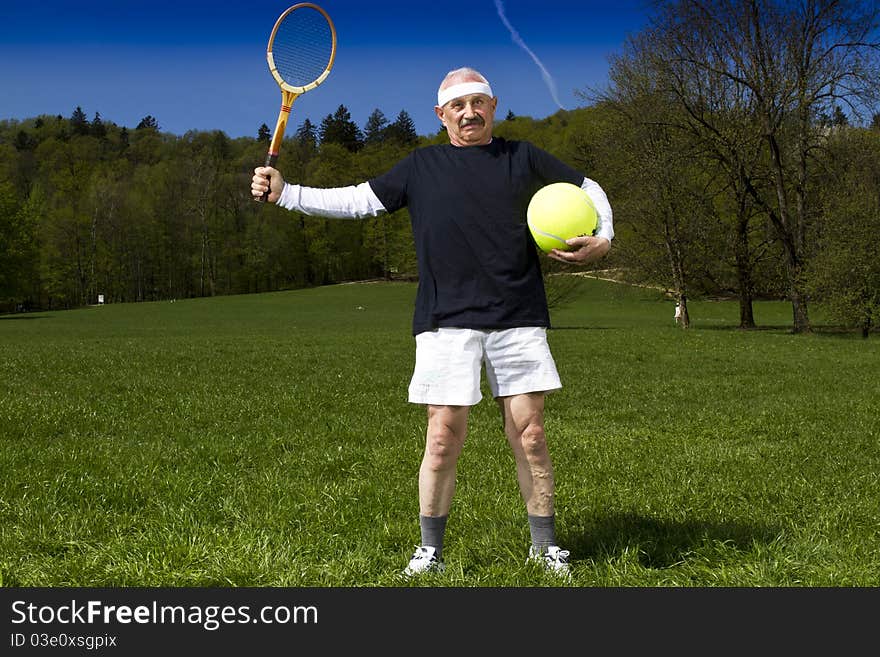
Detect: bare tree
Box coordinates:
(598, 38, 728, 328)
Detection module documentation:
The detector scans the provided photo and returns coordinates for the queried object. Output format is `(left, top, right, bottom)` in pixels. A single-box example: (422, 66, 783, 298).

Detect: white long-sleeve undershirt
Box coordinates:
(581, 177, 614, 242)
(277, 181, 387, 219)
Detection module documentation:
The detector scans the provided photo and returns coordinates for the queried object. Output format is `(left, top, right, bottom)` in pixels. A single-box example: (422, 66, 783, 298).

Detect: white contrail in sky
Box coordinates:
(494, 0, 567, 110)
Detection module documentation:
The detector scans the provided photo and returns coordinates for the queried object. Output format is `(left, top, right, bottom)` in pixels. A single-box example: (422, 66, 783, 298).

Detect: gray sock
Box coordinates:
(419, 514, 448, 559)
(528, 514, 556, 551)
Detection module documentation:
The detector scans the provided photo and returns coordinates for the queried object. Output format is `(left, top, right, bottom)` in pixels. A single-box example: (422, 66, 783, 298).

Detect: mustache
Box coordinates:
(460, 116, 485, 128)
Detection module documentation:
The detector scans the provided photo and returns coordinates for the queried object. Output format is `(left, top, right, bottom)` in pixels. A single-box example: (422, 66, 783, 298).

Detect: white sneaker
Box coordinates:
(528, 545, 571, 577)
(403, 545, 445, 576)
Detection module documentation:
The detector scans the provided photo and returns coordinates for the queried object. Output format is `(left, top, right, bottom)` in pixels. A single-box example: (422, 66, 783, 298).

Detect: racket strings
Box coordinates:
(271, 8, 334, 87)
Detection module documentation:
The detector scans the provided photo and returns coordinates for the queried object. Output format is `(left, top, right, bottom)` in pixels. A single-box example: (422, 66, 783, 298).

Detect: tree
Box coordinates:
(599, 81, 718, 327)
(0, 178, 42, 310)
(33, 135, 102, 307)
(295, 118, 318, 148)
(0, 182, 24, 301)
(14, 130, 35, 152)
(806, 127, 880, 337)
(91, 112, 107, 139)
(363, 109, 389, 144)
(127, 124, 164, 166)
(257, 123, 271, 142)
(70, 106, 89, 136)
(386, 110, 419, 145)
(136, 115, 160, 131)
(601, 25, 769, 328)
(319, 105, 363, 152)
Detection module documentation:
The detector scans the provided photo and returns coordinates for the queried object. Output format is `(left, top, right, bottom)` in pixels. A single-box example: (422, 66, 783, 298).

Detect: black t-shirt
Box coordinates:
(368, 137, 584, 335)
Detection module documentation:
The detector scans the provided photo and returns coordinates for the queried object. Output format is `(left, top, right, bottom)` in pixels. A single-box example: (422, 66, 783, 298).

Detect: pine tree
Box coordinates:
(136, 115, 159, 131)
(386, 110, 418, 144)
(14, 130, 34, 151)
(91, 112, 107, 139)
(295, 118, 317, 148)
(70, 106, 89, 135)
(257, 123, 271, 142)
(363, 109, 389, 144)
(319, 105, 363, 152)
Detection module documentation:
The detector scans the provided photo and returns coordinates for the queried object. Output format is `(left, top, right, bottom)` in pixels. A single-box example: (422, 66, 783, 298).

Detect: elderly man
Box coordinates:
(252, 67, 613, 578)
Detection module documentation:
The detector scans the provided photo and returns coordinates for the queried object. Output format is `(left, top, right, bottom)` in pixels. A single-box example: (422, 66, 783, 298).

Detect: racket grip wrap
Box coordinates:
(258, 153, 279, 203)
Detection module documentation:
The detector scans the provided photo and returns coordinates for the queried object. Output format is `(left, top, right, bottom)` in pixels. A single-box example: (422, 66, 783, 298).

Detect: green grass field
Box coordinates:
(1, 278, 878, 587)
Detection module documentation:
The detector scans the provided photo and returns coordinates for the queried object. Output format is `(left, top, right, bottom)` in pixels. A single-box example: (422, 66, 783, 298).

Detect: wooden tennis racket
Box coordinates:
(259, 3, 337, 202)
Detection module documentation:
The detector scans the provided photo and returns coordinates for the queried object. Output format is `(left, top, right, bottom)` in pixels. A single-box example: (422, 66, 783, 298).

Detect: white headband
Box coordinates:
(436, 81, 494, 107)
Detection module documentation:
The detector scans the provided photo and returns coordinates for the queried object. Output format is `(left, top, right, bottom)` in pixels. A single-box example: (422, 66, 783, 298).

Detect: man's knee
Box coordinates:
(520, 421, 549, 458)
(425, 407, 467, 469)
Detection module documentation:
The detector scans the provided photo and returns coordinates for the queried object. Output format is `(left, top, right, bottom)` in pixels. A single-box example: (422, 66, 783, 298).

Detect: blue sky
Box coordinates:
(0, 0, 651, 138)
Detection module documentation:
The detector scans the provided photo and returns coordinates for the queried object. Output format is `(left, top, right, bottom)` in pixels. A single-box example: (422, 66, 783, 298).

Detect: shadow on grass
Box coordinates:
(694, 323, 876, 338)
(697, 324, 794, 332)
(0, 315, 49, 321)
(564, 511, 780, 568)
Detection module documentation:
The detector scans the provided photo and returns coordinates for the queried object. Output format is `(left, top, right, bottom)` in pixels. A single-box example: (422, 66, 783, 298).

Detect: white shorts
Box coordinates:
(407, 327, 562, 406)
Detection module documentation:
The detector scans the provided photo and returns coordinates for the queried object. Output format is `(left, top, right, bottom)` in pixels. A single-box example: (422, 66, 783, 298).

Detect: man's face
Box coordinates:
(435, 93, 497, 146)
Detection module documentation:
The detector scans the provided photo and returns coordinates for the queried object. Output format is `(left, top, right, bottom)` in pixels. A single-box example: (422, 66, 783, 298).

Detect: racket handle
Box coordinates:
(258, 153, 279, 203)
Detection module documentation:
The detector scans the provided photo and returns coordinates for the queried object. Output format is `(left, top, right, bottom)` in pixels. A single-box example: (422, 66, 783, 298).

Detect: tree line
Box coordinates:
(0, 103, 421, 312)
(1, 0, 878, 336)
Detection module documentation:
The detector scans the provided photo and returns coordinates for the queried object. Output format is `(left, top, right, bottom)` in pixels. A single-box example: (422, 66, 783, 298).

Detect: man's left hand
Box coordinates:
(548, 236, 611, 264)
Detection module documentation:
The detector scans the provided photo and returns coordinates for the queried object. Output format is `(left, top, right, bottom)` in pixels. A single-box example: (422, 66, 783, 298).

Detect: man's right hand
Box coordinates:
(252, 166, 283, 203)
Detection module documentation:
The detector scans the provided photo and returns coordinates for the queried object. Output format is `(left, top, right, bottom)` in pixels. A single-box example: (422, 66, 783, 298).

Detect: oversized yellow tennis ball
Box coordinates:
(527, 182, 598, 253)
